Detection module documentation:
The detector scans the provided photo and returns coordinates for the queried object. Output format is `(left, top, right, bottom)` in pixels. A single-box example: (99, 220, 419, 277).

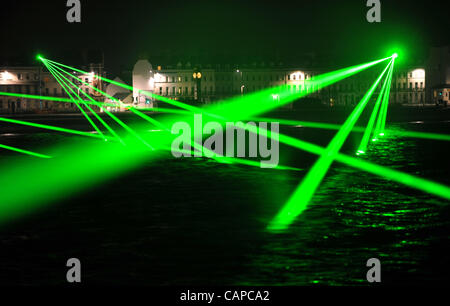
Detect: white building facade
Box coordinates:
(132, 59, 431, 108)
(0, 64, 105, 113)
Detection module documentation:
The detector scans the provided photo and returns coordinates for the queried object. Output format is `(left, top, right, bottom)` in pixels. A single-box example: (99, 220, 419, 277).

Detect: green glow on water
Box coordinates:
(250, 117, 450, 142)
(0, 117, 110, 140)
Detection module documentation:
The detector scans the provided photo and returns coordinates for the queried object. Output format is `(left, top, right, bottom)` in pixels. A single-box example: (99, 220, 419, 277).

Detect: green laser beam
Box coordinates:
(250, 116, 450, 142)
(42, 57, 222, 119)
(3, 89, 446, 142)
(44, 62, 124, 144)
(42, 56, 391, 122)
(44, 61, 127, 145)
(47, 61, 289, 170)
(168, 143, 302, 171)
(137, 107, 191, 116)
(205, 57, 392, 121)
(357, 59, 394, 154)
(48, 62, 168, 132)
(268, 59, 393, 231)
(0, 91, 81, 103)
(0, 143, 52, 159)
(4, 89, 445, 143)
(380, 58, 395, 134)
(0, 137, 157, 225)
(41, 60, 106, 140)
(2, 54, 447, 228)
(374, 58, 396, 137)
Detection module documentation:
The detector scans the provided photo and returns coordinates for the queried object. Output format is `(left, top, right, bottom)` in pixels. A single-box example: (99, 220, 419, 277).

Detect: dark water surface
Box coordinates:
(0, 108, 449, 285)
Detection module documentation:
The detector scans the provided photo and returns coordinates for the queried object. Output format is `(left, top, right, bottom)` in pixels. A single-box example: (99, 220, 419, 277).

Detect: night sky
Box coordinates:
(1, 0, 449, 74)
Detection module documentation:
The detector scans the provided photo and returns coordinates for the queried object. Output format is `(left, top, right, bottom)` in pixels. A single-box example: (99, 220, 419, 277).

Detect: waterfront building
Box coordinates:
(0, 63, 105, 113)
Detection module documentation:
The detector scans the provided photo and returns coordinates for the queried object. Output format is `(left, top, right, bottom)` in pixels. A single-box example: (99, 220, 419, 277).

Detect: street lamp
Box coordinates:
(193, 70, 202, 102)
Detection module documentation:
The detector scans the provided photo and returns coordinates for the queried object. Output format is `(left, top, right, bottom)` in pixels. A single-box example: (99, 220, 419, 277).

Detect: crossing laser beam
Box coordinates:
(42, 60, 107, 140)
(268, 59, 393, 231)
(44, 62, 125, 144)
(47, 62, 168, 132)
(357, 59, 394, 154)
(1, 54, 447, 229)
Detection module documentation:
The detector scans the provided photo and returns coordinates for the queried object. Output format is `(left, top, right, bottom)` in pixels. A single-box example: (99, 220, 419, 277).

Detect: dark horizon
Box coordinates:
(1, 0, 449, 74)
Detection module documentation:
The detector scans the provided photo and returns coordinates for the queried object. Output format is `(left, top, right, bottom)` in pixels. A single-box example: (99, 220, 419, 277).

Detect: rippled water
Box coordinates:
(0, 111, 448, 285)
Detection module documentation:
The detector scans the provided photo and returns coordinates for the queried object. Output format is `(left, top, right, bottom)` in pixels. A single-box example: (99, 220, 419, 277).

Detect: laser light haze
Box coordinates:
(171, 114, 280, 168)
